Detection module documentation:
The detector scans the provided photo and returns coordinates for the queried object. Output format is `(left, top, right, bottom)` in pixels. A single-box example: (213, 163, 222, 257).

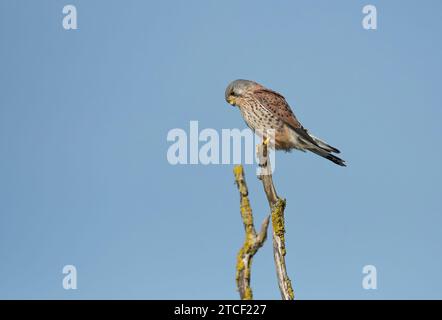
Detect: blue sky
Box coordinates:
(0, 0, 441, 299)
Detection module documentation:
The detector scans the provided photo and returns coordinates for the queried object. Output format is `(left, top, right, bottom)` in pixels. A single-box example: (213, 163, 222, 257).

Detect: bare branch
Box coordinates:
(257, 142, 295, 300)
(233, 165, 270, 300)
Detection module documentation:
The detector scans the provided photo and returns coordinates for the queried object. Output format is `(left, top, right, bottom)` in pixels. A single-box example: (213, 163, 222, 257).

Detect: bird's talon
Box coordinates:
(258, 160, 268, 168)
(263, 137, 270, 145)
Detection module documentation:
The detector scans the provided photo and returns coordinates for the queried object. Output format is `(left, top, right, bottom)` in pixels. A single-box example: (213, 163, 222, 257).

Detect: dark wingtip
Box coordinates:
(331, 147, 341, 154)
(326, 154, 346, 167)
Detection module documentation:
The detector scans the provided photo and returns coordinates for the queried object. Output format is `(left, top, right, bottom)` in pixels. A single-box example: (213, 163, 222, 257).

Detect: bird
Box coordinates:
(225, 79, 346, 166)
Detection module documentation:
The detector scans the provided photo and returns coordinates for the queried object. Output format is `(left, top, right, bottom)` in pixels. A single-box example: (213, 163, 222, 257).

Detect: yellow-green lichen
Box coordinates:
(233, 165, 243, 177)
(244, 287, 253, 300)
(286, 280, 295, 300)
(240, 199, 254, 230)
(271, 199, 287, 255)
(236, 245, 254, 300)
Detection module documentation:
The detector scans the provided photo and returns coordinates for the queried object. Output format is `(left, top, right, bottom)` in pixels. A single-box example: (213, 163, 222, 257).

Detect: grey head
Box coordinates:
(225, 79, 259, 105)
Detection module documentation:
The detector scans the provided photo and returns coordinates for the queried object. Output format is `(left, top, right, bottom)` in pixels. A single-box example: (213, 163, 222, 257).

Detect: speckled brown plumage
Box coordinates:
(225, 79, 346, 166)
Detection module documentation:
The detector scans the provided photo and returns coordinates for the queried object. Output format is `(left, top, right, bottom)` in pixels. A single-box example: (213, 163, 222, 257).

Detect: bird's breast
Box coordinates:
(239, 103, 283, 133)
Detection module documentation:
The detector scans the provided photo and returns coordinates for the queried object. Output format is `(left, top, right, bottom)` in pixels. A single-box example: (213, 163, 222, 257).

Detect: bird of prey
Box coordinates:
(225, 79, 346, 166)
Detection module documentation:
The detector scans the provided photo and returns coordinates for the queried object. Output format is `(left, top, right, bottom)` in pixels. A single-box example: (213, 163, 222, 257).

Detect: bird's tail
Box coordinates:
(308, 147, 346, 166)
(309, 134, 341, 153)
(307, 134, 346, 166)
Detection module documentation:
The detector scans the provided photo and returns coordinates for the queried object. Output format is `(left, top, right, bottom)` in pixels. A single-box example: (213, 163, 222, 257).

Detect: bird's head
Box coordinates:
(225, 79, 259, 106)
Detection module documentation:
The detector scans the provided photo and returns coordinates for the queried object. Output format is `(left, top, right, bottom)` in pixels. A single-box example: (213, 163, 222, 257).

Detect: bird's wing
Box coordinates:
(251, 88, 321, 147)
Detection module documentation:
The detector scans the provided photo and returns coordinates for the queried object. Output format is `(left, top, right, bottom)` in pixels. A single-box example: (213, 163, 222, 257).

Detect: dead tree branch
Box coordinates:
(257, 141, 295, 300)
(233, 165, 270, 300)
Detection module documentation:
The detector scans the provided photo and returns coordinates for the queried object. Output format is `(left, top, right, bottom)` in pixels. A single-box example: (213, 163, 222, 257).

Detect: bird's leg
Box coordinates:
(263, 136, 270, 145)
(261, 135, 269, 160)
(256, 135, 269, 151)
(257, 135, 269, 171)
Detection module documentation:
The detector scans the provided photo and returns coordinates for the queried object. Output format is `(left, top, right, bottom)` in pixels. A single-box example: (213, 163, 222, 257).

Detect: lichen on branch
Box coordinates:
(233, 165, 270, 300)
(257, 141, 295, 300)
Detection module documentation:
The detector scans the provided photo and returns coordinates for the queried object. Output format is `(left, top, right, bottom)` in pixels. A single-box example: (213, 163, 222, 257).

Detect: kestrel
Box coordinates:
(225, 79, 346, 166)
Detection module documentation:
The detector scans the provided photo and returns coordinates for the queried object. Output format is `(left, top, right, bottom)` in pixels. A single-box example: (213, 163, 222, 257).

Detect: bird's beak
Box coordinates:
(227, 96, 236, 106)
